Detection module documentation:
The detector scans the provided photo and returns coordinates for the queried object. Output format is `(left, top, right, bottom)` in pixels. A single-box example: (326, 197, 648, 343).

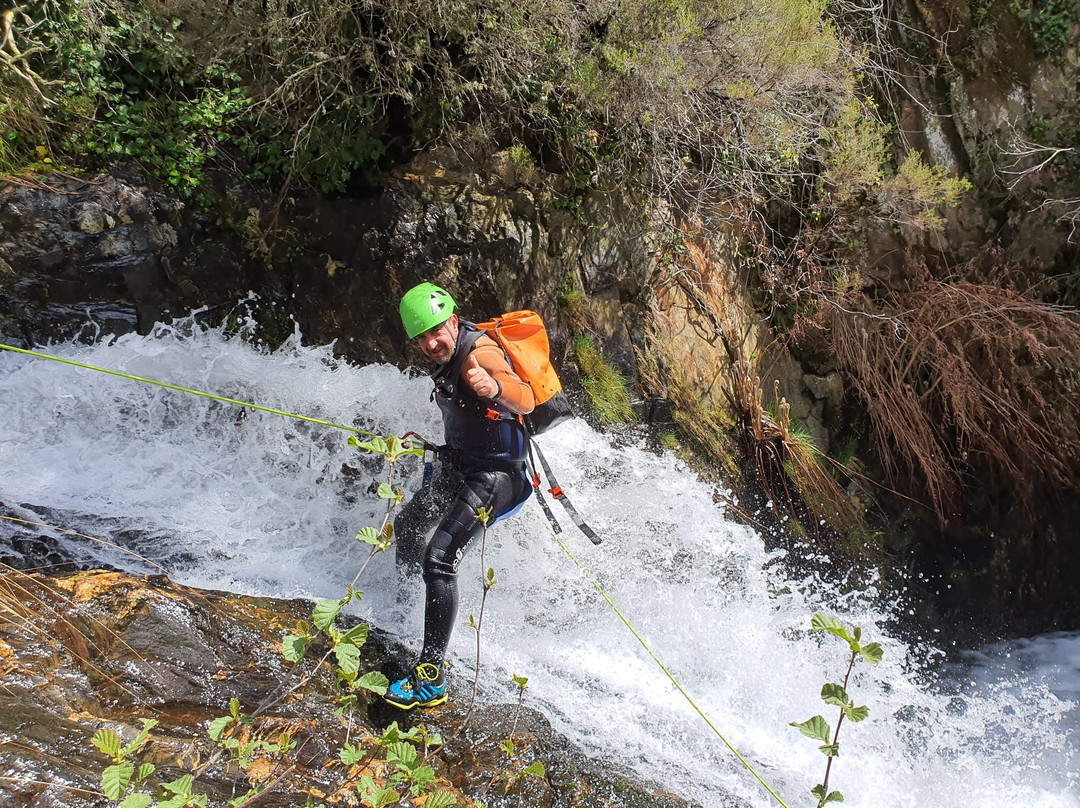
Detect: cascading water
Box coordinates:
(1, 322, 1076, 808)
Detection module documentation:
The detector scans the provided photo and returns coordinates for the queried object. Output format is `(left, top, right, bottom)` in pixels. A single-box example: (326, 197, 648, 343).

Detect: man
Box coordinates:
(386, 282, 535, 710)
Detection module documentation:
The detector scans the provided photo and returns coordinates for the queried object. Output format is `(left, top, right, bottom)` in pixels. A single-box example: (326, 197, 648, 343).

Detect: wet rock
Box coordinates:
(0, 569, 700, 808)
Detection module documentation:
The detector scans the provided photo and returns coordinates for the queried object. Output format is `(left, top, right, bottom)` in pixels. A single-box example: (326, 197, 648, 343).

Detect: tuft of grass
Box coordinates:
(731, 362, 862, 536)
(559, 284, 591, 331)
(573, 335, 636, 425)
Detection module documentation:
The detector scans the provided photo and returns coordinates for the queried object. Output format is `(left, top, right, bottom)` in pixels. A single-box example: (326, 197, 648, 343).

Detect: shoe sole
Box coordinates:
(384, 693, 449, 710)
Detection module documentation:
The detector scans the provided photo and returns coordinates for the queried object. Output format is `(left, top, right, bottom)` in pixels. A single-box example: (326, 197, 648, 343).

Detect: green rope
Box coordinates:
(544, 520, 791, 808)
(0, 342, 379, 437)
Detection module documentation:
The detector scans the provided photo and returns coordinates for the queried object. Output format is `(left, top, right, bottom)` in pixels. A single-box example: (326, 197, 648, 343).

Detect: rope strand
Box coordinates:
(543, 517, 791, 808)
(0, 342, 378, 437)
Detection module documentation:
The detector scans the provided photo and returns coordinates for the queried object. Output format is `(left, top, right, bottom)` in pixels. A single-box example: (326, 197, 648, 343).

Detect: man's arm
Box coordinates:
(464, 340, 535, 415)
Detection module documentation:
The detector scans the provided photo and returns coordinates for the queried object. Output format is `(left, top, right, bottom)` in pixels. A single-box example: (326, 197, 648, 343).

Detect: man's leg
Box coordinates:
(394, 464, 458, 577)
(419, 469, 527, 666)
(385, 468, 527, 710)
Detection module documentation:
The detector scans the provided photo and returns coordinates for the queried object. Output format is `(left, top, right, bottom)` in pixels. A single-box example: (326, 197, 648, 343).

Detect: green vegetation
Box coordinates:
(84, 434, 460, 807)
(1011, 0, 1080, 56)
(791, 613, 883, 807)
(573, 335, 636, 425)
(0, 0, 961, 233)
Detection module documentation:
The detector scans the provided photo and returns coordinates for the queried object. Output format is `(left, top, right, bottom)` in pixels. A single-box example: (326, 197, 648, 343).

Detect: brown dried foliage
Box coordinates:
(730, 361, 862, 535)
(822, 271, 1080, 523)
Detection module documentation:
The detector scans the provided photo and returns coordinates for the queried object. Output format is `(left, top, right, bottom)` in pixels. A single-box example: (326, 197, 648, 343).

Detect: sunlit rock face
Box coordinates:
(0, 569, 696, 808)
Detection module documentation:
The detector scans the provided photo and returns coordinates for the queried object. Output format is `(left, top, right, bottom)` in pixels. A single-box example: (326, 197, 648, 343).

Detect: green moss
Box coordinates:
(573, 335, 636, 425)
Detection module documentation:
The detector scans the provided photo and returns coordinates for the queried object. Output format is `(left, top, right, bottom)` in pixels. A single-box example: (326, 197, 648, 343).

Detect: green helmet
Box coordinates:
(399, 282, 457, 338)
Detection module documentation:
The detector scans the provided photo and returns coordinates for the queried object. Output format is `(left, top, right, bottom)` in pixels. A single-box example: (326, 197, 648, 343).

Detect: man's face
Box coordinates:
(415, 314, 459, 364)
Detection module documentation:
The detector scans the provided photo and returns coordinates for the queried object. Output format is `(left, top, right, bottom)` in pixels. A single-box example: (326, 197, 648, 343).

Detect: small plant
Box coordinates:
(791, 612, 883, 807)
(462, 505, 496, 727)
(558, 284, 591, 332)
(90, 719, 159, 806)
(505, 143, 539, 186)
(573, 335, 636, 425)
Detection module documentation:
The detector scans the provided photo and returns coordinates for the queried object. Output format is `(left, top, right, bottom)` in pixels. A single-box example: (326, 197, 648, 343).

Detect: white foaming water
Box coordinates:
(1, 323, 1077, 808)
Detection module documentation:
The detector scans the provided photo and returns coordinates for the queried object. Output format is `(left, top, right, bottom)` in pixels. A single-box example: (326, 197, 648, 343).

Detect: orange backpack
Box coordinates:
(476, 310, 572, 435)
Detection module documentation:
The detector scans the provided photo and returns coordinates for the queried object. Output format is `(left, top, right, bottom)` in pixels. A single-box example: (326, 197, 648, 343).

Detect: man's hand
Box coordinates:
(463, 353, 500, 400)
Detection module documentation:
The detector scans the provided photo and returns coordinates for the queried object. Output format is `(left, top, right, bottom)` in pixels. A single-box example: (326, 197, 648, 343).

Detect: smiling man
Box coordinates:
(386, 282, 535, 709)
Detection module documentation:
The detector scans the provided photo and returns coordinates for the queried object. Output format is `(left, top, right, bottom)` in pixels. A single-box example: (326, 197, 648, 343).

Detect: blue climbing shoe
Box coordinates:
(384, 662, 447, 710)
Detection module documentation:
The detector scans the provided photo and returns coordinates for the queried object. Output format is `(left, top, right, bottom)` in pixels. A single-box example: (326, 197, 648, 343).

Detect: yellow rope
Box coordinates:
(544, 520, 791, 808)
(0, 342, 378, 437)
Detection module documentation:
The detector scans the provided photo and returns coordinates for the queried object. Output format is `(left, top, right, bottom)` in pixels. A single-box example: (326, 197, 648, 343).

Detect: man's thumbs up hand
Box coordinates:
(464, 352, 499, 399)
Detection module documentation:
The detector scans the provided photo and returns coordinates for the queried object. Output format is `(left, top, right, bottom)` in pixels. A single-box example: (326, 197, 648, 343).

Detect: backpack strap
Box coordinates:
(527, 441, 563, 535)
(529, 438, 602, 545)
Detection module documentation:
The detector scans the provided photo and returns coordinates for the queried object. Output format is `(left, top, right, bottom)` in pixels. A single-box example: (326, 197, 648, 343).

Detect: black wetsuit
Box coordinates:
(395, 326, 531, 667)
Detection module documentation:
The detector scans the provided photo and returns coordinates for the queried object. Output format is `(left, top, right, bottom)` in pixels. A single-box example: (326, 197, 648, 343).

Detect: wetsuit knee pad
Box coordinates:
(422, 539, 459, 583)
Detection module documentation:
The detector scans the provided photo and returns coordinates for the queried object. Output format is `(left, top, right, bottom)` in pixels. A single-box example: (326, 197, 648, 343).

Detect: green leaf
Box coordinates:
(227, 787, 262, 807)
(312, 598, 344, 631)
(334, 640, 361, 679)
(161, 774, 194, 795)
(821, 683, 849, 707)
(377, 483, 396, 499)
(282, 633, 309, 662)
(819, 743, 840, 757)
(340, 743, 364, 765)
(791, 715, 830, 742)
(229, 698, 241, 719)
(136, 763, 155, 784)
(354, 437, 388, 456)
(811, 613, 852, 642)
(486, 567, 496, 585)
(859, 642, 884, 664)
(358, 775, 399, 808)
(102, 761, 134, 801)
(378, 722, 403, 745)
(500, 738, 515, 756)
(408, 765, 437, 793)
(208, 715, 234, 742)
(342, 622, 369, 646)
(421, 792, 458, 808)
(357, 671, 389, 696)
(824, 790, 845, 804)
(512, 674, 529, 690)
(92, 728, 122, 759)
(844, 704, 869, 722)
(120, 719, 158, 757)
(121, 794, 154, 808)
(523, 761, 546, 777)
(355, 526, 383, 546)
(386, 741, 419, 771)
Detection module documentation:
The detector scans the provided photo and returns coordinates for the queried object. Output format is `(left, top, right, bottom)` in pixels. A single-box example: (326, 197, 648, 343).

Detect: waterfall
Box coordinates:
(1, 322, 1076, 808)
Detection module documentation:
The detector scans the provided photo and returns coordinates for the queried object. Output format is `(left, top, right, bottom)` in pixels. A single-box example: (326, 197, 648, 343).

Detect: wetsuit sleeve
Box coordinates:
(472, 337, 535, 415)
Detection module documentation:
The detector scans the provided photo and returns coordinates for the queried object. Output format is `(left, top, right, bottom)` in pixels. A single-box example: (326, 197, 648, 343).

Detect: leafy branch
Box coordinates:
(790, 612, 883, 807)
